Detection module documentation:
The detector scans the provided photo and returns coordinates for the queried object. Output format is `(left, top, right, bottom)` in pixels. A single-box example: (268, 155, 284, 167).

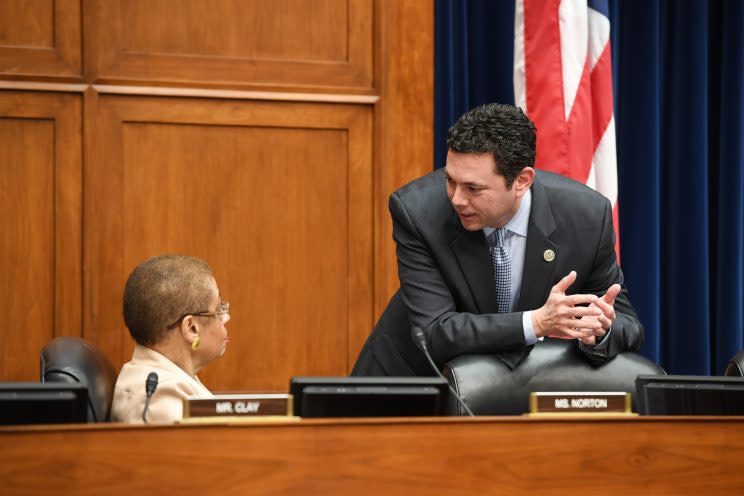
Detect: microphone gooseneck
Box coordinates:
(410, 326, 475, 417)
(142, 372, 159, 423)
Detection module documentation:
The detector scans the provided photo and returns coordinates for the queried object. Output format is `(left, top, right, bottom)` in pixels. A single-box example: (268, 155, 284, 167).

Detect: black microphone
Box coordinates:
(410, 326, 474, 416)
(142, 372, 159, 423)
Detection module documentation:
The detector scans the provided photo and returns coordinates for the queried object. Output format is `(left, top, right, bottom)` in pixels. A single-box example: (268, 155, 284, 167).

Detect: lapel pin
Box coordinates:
(543, 249, 555, 262)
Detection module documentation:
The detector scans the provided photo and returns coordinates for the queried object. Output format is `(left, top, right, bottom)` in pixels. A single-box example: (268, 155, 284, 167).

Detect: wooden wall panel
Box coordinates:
(0, 91, 82, 380)
(85, 0, 373, 90)
(0, 0, 434, 390)
(0, 0, 54, 46)
(86, 95, 373, 389)
(371, 0, 434, 329)
(0, 0, 82, 78)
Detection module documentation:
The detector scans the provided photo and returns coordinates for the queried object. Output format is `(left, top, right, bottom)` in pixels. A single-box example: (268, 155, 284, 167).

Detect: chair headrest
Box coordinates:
(40, 337, 117, 422)
(443, 339, 665, 415)
(725, 349, 744, 377)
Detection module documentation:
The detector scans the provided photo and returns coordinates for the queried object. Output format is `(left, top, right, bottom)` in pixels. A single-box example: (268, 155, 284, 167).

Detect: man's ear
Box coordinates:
(513, 167, 535, 197)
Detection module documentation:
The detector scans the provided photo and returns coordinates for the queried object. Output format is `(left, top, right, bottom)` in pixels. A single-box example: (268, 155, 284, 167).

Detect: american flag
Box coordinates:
(514, 0, 620, 259)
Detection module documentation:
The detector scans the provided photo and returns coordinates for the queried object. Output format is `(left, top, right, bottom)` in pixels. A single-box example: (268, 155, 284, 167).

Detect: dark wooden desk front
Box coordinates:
(2, 416, 743, 495)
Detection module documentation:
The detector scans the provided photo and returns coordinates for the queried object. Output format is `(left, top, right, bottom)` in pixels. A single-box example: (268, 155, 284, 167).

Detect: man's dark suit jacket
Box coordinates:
(352, 168, 644, 377)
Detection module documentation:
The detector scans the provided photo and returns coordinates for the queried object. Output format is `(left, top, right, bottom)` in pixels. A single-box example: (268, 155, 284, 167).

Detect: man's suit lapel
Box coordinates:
(451, 224, 500, 315)
(517, 175, 560, 311)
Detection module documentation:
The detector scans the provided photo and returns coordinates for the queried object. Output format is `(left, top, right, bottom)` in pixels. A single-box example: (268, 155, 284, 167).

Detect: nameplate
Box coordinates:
(183, 394, 293, 418)
(529, 392, 632, 415)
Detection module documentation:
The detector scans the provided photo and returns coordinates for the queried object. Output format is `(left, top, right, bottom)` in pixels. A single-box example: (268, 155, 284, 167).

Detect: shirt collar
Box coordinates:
(483, 188, 532, 238)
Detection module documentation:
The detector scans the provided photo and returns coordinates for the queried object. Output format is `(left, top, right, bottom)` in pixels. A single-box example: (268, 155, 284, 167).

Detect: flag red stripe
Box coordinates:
(612, 202, 621, 263)
(565, 58, 595, 184)
(518, 0, 621, 258)
(523, 0, 568, 175)
(590, 43, 614, 149)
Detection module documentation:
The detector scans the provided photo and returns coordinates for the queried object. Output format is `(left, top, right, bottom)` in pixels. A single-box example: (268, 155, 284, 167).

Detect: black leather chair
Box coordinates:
(40, 337, 117, 422)
(442, 338, 665, 415)
(724, 349, 744, 377)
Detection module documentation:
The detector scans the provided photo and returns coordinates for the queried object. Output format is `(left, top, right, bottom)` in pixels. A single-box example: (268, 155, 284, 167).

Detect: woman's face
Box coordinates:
(195, 279, 230, 365)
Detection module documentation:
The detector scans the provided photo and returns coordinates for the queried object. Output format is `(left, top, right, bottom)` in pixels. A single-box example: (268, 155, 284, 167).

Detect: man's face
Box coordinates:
(445, 151, 532, 231)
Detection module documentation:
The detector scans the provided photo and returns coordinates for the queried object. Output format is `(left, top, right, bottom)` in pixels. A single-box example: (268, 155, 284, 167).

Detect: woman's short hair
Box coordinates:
(123, 255, 215, 346)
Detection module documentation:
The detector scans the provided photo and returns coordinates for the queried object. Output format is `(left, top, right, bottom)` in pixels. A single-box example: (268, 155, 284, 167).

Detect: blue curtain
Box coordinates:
(434, 0, 744, 375)
(434, 0, 515, 168)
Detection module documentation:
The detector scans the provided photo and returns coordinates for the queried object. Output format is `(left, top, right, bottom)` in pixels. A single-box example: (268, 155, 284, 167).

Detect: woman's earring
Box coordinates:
(192, 335, 201, 351)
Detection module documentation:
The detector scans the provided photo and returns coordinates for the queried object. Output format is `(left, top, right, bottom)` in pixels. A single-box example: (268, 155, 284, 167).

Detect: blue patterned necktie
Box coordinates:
(489, 228, 511, 313)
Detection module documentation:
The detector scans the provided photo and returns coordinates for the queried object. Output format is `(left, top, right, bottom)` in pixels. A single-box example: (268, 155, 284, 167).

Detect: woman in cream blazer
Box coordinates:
(111, 255, 230, 423)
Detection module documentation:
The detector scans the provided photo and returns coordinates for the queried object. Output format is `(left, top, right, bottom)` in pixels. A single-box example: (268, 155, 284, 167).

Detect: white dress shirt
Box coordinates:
(483, 189, 541, 344)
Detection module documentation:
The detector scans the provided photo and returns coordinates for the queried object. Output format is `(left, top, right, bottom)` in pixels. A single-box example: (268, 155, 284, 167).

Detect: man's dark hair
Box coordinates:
(446, 103, 536, 187)
(123, 255, 215, 346)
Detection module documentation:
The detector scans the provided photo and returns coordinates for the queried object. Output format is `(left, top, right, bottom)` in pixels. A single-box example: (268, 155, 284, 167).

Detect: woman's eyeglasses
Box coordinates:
(166, 302, 230, 330)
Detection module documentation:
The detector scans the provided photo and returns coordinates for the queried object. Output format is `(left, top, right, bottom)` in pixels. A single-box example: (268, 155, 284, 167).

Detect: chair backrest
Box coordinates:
(724, 349, 744, 377)
(443, 338, 665, 415)
(40, 337, 117, 422)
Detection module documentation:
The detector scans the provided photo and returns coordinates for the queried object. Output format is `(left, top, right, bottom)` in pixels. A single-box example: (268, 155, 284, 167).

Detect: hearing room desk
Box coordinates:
(1, 416, 743, 495)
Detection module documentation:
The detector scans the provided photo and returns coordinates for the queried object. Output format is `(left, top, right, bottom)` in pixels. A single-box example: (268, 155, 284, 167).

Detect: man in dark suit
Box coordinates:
(352, 103, 643, 376)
